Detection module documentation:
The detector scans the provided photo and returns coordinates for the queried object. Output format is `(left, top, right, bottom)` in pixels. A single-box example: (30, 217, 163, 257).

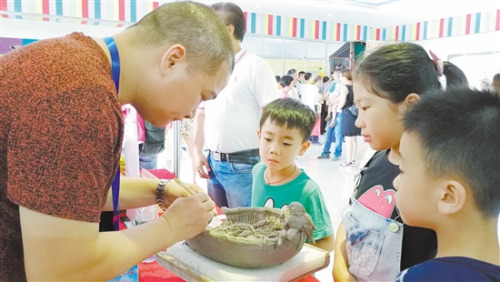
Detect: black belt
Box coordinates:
(209, 149, 259, 165)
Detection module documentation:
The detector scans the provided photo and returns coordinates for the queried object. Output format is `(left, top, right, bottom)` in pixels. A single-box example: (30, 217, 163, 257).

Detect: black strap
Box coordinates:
(103, 36, 121, 231)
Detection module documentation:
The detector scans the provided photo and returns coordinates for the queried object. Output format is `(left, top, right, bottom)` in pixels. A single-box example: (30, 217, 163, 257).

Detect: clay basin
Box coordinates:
(186, 205, 307, 268)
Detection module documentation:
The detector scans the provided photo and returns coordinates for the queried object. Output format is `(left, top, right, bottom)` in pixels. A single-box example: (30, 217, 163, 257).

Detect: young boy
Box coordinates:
(393, 88, 500, 281)
(251, 98, 335, 252)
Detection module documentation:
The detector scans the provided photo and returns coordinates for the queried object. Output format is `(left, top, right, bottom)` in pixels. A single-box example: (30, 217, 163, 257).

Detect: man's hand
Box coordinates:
(161, 193, 215, 241)
(193, 152, 210, 179)
(163, 179, 203, 207)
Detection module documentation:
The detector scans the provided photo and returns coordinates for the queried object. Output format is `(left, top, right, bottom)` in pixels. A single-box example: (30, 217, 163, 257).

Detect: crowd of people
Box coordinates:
(1, 1, 498, 281)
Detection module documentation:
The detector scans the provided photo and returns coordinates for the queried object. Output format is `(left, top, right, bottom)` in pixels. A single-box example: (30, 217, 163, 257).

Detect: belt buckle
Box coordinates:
(212, 151, 228, 162)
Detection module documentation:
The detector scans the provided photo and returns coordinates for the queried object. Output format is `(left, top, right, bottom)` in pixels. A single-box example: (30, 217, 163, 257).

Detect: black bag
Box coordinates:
(139, 121, 165, 155)
(348, 104, 359, 116)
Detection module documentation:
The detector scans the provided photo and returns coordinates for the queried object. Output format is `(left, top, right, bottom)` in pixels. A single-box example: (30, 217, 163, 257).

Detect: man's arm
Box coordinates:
(192, 108, 210, 179)
(101, 177, 206, 211)
(20, 192, 214, 281)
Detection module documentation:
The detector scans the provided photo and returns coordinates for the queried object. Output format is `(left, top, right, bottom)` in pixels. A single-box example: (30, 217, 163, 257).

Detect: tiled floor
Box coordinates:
(158, 132, 370, 282)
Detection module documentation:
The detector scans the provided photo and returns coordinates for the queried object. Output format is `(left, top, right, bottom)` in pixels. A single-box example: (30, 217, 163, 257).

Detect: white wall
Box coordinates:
(416, 32, 500, 89)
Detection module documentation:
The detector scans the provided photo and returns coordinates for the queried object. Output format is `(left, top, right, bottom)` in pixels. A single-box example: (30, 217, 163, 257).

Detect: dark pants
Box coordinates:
(320, 102, 328, 135)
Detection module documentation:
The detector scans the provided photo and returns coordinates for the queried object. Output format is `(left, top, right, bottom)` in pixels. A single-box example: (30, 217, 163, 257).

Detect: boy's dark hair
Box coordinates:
(260, 98, 316, 142)
(212, 2, 246, 42)
(280, 75, 294, 88)
(355, 43, 447, 103)
(403, 88, 500, 217)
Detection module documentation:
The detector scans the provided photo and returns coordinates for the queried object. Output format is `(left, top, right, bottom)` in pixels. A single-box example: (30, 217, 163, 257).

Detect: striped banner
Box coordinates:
(0, 2, 498, 42)
(384, 8, 500, 42)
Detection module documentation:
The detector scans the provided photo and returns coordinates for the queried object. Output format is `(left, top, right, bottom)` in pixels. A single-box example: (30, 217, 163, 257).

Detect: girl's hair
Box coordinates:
(260, 98, 316, 142)
(129, 2, 234, 75)
(442, 61, 468, 89)
(354, 43, 441, 103)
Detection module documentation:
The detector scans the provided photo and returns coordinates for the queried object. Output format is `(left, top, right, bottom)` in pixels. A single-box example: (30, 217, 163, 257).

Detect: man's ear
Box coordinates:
(437, 180, 467, 215)
(298, 140, 311, 156)
(160, 44, 186, 75)
(398, 93, 420, 114)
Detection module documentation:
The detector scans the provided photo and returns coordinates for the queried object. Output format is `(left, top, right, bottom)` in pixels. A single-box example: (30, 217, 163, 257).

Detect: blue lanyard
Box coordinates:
(103, 37, 121, 231)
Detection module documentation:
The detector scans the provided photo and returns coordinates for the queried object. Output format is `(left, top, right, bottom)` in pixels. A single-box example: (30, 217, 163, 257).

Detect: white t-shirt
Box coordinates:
(201, 49, 279, 153)
(300, 83, 319, 112)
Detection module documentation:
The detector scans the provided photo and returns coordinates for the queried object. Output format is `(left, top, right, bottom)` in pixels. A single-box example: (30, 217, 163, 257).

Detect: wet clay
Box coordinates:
(186, 202, 315, 268)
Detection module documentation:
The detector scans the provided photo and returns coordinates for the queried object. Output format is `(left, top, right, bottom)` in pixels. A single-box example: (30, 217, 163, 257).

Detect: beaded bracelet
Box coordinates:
(155, 179, 171, 211)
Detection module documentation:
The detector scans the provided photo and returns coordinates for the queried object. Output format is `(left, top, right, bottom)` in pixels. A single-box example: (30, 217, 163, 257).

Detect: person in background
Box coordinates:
(333, 42, 468, 281)
(286, 68, 300, 100)
(318, 70, 342, 160)
(298, 70, 306, 84)
(479, 77, 491, 91)
(300, 73, 323, 145)
(275, 75, 282, 89)
(252, 98, 335, 252)
(319, 75, 332, 135)
(395, 88, 500, 281)
(180, 118, 197, 183)
(492, 73, 500, 94)
(338, 70, 360, 167)
(138, 120, 166, 169)
(279, 75, 294, 99)
(1, 2, 232, 280)
(193, 2, 279, 208)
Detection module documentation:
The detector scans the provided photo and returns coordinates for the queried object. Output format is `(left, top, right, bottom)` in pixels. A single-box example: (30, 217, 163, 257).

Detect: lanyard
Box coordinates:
(235, 49, 247, 65)
(103, 36, 121, 231)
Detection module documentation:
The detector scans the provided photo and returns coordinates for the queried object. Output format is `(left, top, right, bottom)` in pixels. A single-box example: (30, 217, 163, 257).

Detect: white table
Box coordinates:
(156, 241, 330, 281)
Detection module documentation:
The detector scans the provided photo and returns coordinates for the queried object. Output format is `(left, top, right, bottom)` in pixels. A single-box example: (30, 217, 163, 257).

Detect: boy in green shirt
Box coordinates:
(251, 98, 335, 252)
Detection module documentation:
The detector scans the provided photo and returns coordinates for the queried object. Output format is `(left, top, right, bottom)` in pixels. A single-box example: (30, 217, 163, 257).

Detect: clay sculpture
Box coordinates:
(186, 202, 315, 268)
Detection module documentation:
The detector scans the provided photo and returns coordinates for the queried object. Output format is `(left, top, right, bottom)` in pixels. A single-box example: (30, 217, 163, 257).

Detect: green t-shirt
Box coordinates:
(251, 162, 334, 241)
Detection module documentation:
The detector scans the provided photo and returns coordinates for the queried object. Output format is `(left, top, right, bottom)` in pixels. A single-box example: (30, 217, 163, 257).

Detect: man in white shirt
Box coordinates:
(193, 2, 279, 208)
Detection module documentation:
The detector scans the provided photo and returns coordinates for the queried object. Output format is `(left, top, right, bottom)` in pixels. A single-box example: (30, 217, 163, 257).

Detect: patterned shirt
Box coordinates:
(0, 32, 123, 280)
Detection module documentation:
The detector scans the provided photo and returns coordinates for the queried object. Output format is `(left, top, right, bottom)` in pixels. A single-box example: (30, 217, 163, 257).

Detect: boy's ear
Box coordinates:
(298, 140, 311, 156)
(257, 129, 261, 138)
(398, 93, 420, 114)
(437, 180, 467, 215)
(160, 44, 187, 75)
(226, 24, 235, 37)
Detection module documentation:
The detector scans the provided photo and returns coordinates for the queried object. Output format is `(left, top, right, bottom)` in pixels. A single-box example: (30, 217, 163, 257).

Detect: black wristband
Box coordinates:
(155, 179, 171, 211)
